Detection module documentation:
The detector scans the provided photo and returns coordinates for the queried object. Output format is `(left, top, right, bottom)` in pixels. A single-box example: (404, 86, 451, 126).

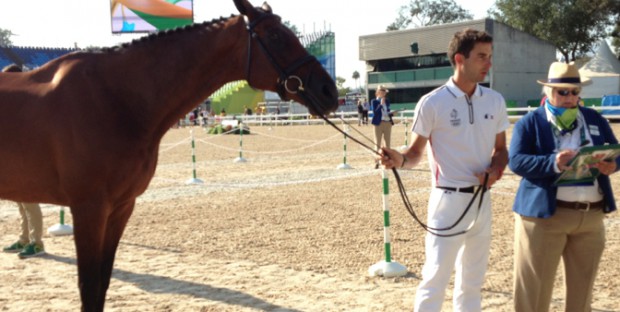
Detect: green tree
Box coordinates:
(609, 0, 620, 59)
(0, 28, 14, 46)
(387, 0, 473, 31)
(352, 71, 360, 90)
(283, 21, 301, 37)
(336, 76, 350, 96)
(489, 0, 616, 62)
(612, 25, 620, 60)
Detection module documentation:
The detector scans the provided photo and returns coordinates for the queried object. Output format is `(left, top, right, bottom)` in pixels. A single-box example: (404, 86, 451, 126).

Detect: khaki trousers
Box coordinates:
(513, 208, 605, 312)
(17, 202, 44, 246)
(373, 121, 392, 151)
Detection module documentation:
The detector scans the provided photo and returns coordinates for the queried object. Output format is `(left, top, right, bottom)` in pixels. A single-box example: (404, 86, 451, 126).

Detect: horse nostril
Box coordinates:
(321, 85, 330, 97)
(322, 84, 336, 99)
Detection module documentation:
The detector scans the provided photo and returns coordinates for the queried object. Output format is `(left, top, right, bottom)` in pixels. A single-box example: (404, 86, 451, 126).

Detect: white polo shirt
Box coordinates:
(412, 78, 510, 187)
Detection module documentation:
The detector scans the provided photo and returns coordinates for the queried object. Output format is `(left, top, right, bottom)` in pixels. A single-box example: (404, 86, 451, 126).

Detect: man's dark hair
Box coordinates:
(447, 28, 493, 67)
(2, 64, 22, 73)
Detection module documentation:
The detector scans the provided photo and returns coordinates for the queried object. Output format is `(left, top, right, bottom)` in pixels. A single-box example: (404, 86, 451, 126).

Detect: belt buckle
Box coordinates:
(577, 201, 591, 212)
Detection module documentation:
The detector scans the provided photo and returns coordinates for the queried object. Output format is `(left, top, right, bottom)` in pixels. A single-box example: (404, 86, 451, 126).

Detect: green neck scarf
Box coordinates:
(546, 100, 578, 131)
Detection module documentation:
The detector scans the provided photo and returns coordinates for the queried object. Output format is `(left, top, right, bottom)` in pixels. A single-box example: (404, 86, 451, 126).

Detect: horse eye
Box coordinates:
(270, 33, 280, 41)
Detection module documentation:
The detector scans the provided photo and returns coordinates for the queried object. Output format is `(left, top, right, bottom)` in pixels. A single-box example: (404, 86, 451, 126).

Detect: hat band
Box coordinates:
(547, 77, 581, 83)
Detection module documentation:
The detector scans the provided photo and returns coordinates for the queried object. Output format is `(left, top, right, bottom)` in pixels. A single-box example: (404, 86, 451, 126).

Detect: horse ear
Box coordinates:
(261, 2, 272, 13)
(233, 0, 251, 15)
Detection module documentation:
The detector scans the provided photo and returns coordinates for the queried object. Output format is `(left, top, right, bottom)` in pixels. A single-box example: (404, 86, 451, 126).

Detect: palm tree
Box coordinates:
(352, 71, 360, 91)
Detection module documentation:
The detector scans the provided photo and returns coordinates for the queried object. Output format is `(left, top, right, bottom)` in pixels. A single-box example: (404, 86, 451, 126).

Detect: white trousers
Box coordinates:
(414, 188, 492, 312)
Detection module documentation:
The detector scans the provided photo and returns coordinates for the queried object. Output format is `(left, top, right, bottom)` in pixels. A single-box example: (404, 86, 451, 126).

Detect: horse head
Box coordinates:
(233, 0, 339, 116)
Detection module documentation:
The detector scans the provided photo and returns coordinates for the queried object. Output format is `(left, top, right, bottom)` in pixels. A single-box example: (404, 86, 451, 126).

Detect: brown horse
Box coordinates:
(0, 0, 338, 310)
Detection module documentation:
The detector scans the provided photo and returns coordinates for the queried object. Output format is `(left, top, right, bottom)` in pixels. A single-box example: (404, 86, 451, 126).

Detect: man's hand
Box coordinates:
(556, 149, 578, 171)
(593, 159, 617, 176)
(476, 167, 502, 189)
(377, 147, 402, 169)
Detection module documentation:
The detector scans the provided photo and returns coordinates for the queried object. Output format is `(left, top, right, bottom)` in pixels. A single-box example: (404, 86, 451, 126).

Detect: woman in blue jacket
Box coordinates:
(370, 85, 393, 153)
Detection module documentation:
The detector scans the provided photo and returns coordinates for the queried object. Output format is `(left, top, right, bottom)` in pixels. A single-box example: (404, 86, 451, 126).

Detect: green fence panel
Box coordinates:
(435, 67, 453, 80)
(395, 71, 414, 83)
(506, 100, 518, 116)
(368, 74, 379, 84)
(581, 98, 601, 107)
(378, 72, 396, 83)
(369, 66, 452, 84)
(415, 68, 435, 81)
(527, 99, 541, 107)
(390, 103, 416, 117)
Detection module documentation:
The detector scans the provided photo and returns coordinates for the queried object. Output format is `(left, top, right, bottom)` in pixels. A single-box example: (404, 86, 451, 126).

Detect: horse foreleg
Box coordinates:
(71, 203, 109, 312)
(99, 200, 135, 297)
(71, 200, 135, 312)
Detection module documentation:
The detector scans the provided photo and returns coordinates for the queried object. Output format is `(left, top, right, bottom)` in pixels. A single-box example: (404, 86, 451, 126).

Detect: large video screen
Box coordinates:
(111, 0, 193, 33)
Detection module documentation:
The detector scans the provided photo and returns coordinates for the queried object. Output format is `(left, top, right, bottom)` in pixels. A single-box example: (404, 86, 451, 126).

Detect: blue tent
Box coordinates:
(601, 95, 620, 115)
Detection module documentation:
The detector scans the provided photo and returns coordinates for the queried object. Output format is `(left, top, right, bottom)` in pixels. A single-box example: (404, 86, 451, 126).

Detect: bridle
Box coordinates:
(242, 11, 489, 237)
(243, 12, 316, 101)
(242, 11, 364, 145)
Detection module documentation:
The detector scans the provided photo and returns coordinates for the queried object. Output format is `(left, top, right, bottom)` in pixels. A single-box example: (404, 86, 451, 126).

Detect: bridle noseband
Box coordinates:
(243, 13, 317, 100)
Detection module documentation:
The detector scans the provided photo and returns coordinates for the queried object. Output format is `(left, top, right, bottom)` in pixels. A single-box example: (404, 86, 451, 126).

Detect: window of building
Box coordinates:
(369, 53, 450, 72)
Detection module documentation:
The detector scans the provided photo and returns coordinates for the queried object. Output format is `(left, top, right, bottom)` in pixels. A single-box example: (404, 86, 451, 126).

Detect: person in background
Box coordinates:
(379, 28, 508, 311)
(509, 61, 619, 312)
(357, 99, 364, 126)
(1, 63, 46, 259)
(3, 203, 46, 258)
(371, 85, 393, 167)
(362, 98, 370, 125)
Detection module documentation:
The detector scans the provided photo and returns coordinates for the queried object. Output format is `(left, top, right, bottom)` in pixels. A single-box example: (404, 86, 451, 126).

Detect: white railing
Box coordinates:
(194, 106, 620, 128)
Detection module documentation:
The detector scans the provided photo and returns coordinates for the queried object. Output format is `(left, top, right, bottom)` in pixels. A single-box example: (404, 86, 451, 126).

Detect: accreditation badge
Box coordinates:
(589, 125, 600, 136)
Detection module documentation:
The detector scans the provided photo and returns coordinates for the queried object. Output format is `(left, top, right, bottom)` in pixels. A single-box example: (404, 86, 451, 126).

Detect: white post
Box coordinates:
(336, 125, 352, 169)
(368, 170, 408, 277)
(186, 128, 204, 184)
(47, 206, 73, 236)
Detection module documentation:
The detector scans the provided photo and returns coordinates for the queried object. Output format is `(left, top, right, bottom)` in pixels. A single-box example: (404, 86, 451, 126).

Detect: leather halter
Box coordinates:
(243, 13, 317, 100)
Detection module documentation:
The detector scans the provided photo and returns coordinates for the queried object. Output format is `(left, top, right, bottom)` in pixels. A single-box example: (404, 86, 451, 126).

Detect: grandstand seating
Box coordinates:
(0, 46, 78, 70)
(0, 48, 14, 69)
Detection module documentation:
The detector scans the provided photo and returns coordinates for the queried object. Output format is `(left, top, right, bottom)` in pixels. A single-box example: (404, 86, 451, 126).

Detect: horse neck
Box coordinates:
(109, 16, 249, 136)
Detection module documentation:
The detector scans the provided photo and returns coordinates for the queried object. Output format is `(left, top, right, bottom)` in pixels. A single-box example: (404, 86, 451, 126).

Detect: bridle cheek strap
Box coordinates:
(243, 14, 317, 99)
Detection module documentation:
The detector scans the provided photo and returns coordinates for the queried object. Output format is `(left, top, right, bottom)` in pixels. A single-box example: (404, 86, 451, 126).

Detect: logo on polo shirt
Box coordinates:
(450, 109, 461, 126)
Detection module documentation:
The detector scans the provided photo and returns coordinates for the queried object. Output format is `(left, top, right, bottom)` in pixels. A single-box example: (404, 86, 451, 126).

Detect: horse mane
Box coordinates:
(94, 15, 236, 54)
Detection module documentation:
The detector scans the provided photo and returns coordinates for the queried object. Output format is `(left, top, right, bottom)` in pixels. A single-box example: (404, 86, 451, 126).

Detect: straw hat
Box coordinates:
(537, 62, 591, 88)
(377, 85, 389, 93)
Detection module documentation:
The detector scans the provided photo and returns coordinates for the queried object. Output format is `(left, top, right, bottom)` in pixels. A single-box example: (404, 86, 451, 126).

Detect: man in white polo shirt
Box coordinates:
(379, 28, 509, 311)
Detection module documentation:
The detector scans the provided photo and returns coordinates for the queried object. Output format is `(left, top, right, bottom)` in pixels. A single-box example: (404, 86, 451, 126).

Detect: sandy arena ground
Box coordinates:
(0, 121, 619, 311)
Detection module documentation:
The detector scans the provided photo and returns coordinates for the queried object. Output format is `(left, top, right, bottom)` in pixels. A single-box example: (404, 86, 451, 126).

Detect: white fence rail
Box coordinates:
(196, 106, 620, 127)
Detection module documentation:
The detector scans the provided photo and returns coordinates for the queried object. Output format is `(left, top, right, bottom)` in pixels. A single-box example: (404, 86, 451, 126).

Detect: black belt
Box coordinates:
(436, 186, 475, 193)
(556, 199, 604, 211)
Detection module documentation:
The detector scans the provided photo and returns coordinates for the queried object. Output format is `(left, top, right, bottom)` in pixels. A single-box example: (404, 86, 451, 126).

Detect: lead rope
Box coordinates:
(241, 11, 487, 236)
(305, 103, 488, 237)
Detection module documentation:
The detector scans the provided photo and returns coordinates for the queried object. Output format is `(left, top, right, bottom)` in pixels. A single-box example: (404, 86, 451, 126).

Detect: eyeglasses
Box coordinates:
(556, 89, 580, 96)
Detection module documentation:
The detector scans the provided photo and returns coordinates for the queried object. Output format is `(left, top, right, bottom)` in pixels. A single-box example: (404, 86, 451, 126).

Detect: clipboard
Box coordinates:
(554, 144, 620, 185)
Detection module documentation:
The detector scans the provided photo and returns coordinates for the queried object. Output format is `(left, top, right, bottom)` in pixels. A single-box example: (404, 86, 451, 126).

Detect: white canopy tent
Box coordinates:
(579, 40, 620, 99)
